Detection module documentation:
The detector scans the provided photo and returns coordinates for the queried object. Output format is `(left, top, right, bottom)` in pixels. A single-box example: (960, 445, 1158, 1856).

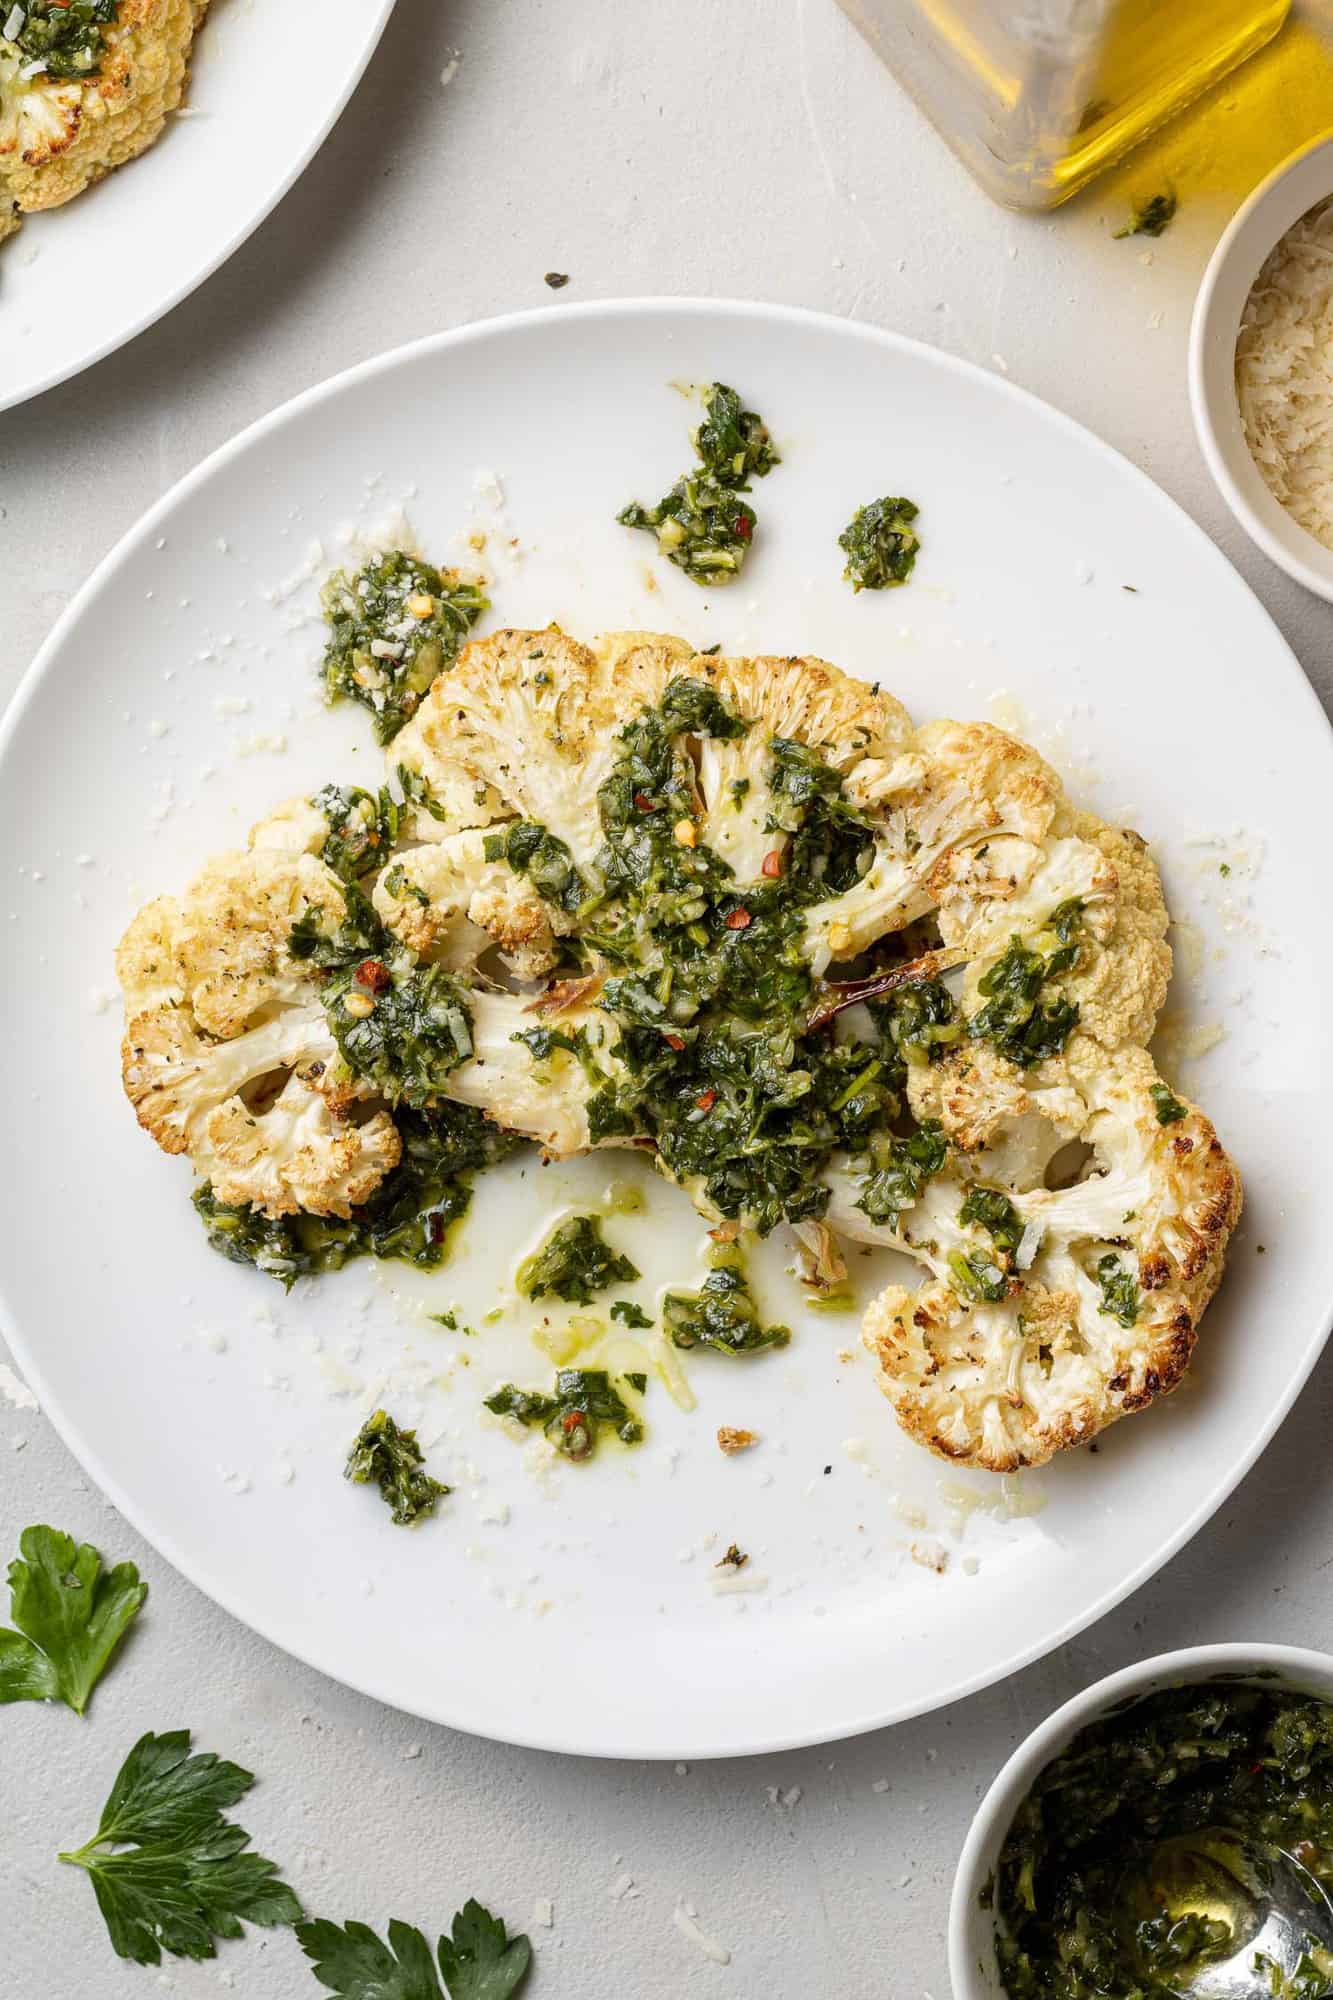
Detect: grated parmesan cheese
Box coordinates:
(1236, 195, 1333, 550)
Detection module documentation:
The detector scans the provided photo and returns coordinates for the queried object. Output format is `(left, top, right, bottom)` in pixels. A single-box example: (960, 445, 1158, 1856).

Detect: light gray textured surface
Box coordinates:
(3, 1, 1333, 1993)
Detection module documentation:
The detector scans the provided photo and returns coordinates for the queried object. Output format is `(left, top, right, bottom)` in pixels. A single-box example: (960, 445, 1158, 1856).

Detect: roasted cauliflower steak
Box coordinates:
(0, 0, 206, 231)
(116, 619, 1241, 1472)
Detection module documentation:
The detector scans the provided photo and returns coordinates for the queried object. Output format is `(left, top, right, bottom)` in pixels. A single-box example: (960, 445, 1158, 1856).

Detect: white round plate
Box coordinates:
(2, 301, 1328, 1759)
(1, 0, 395, 412)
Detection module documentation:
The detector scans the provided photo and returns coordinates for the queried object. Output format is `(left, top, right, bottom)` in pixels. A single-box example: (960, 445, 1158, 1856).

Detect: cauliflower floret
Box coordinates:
(941, 811, 1171, 1054)
(0, 0, 203, 216)
(371, 828, 562, 979)
(690, 653, 914, 881)
(394, 628, 677, 870)
(848, 1035, 1241, 1469)
(200, 1074, 400, 1220)
(129, 846, 345, 1040)
(903, 1040, 1083, 1166)
(122, 1003, 397, 1218)
(115, 895, 186, 1015)
(248, 795, 328, 856)
(803, 721, 1059, 972)
(123, 1001, 329, 1155)
(1055, 815, 1171, 1048)
(932, 833, 1117, 957)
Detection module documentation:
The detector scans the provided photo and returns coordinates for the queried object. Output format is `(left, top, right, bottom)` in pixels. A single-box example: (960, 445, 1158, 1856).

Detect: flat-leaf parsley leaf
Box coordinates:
(0, 1524, 146, 1715)
(297, 1896, 531, 2000)
(58, 1729, 302, 1964)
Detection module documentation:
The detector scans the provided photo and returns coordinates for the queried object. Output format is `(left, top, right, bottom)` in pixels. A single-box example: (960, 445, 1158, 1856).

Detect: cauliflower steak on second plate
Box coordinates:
(116, 622, 1241, 1470)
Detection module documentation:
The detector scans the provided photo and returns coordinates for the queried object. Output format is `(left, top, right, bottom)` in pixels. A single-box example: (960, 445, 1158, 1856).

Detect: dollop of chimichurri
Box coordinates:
(994, 1682, 1333, 2000)
(516, 1214, 639, 1306)
(484, 1368, 644, 1461)
(8, 0, 117, 79)
(344, 1409, 449, 1524)
(663, 1246, 790, 1356)
(320, 551, 488, 743)
(838, 496, 921, 591)
(617, 382, 780, 584)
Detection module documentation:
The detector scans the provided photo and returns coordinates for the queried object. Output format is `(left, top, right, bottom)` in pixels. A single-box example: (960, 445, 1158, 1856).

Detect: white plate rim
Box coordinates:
(3, 297, 1331, 1758)
(0, 0, 397, 414)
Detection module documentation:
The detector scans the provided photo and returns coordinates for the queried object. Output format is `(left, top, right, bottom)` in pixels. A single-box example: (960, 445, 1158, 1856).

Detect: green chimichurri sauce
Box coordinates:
(968, 899, 1086, 1068)
(9, 0, 116, 79)
(344, 1409, 449, 1525)
(320, 550, 487, 743)
(484, 1368, 644, 1461)
(838, 496, 921, 591)
(516, 1214, 639, 1306)
(568, 674, 956, 1236)
(663, 1249, 790, 1357)
(193, 1100, 521, 1288)
(1114, 190, 1178, 241)
(617, 382, 780, 585)
(994, 1682, 1333, 2000)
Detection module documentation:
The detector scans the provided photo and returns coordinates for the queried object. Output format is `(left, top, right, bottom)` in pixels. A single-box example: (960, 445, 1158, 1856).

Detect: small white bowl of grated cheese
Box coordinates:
(1190, 129, 1333, 601)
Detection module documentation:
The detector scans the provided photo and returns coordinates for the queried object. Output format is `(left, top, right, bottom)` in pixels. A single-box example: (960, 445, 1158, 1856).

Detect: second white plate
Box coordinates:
(1, 0, 395, 410)
(1, 300, 1328, 1757)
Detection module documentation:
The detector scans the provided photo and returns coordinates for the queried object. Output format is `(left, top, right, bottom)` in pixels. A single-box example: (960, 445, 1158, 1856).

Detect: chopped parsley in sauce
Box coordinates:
(566, 677, 955, 1236)
(289, 884, 475, 1108)
(838, 496, 921, 591)
(1150, 1081, 1188, 1126)
(1095, 1251, 1139, 1327)
(994, 1682, 1333, 1999)
(8, 0, 116, 79)
(345, 1410, 449, 1524)
(617, 382, 779, 585)
(320, 550, 487, 743)
(968, 900, 1085, 1068)
(516, 1214, 639, 1305)
(1114, 190, 1177, 240)
(663, 1250, 790, 1357)
(485, 1368, 643, 1460)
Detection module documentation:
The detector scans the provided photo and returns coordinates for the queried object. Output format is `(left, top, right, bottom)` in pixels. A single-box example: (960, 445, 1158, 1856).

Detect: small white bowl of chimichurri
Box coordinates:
(950, 1643, 1333, 2000)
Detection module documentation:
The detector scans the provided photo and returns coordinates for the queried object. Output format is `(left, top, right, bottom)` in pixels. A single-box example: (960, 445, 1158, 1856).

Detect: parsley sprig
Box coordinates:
(0, 1525, 146, 1715)
(297, 1897, 531, 2000)
(58, 1729, 302, 1964)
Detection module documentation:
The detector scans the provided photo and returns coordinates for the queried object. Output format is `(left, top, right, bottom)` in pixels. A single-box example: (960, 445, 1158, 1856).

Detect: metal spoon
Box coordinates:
(1124, 1826, 1333, 1998)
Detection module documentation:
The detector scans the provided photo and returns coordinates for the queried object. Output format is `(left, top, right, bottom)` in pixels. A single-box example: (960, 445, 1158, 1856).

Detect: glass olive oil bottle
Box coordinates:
(836, 0, 1291, 208)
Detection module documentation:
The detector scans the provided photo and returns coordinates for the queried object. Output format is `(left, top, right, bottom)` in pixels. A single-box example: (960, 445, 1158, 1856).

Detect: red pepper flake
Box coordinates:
(561, 1410, 591, 1458)
(663, 1032, 686, 1052)
(633, 791, 657, 813)
(724, 906, 752, 931)
(696, 1089, 717, 1112)
(761, 850, 784, 879)
(734, 515, 753, 541)
(355, 958, 391, 991)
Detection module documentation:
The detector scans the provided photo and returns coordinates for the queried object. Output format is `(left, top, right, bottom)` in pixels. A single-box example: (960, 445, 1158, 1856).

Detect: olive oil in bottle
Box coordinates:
(835, 0, 1291, 208)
